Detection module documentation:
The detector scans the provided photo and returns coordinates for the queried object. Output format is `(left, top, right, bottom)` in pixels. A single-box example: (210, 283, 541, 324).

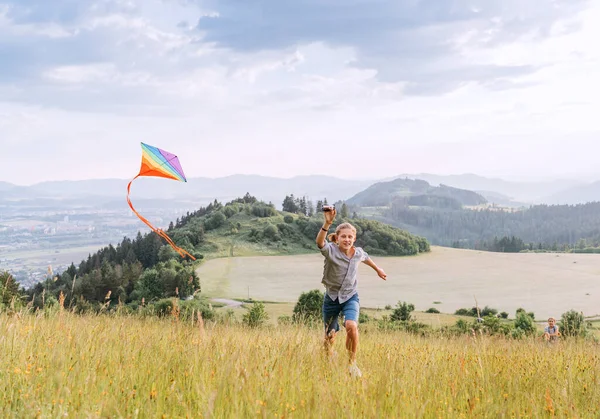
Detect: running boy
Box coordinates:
(316, 206, 387, 378)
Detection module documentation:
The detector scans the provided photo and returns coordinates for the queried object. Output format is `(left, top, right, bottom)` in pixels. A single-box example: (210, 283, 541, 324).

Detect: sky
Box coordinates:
(1, 0, 600, 185)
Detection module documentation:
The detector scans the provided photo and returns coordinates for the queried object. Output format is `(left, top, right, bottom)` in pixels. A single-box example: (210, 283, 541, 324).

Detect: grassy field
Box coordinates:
(197, 246, 600, 320)
(1, 312, 599, 418)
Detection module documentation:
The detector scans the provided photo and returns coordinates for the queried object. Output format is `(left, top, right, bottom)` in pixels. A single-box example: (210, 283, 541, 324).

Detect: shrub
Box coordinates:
(480, 306, 498, 317)
(499, 311, 509, 319)
(514, 312, 535, 335)
(284, 215, 294, 224)
(293, 289, 323, 323)
(359, 312, 370, 323)
(278, 315, 293, 325)
(179, 298, 215, 321)
(262, 224, 280, 241)
(243, 302, 269, 328)
(204, 212, 226, 231)
(391, 301, 415, 322)
(425, 308, 440, 314)
(559, 310, 588, 338)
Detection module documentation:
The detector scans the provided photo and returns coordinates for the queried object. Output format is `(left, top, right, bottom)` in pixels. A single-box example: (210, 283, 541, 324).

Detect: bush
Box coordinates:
(499, 311, 509, 319)
(559, 310, 588, 338)
(514, 312, 535, 335)
(278, 315, 293, 325)
(391, 301, 414, 322)
(243, 302, 269, 328)
(154, 298, 175, 317)
(262, 224, 280, 241)
(425, 308, 440, 314)
(251, 203, 277, 218)
(455, 308, 474, 316)
(482, 314, 501, 334)
(359, 312, 370, 323)
(204, 212, 226, 231)
(284, 215, 294, 224)
(480, 306, 498, 317)
(293, 289, 323, 323)
(179, 298, 215, 321)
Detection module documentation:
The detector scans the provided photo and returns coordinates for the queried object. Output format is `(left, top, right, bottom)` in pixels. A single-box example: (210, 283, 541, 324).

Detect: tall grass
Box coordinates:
(1, 312, 599, 418)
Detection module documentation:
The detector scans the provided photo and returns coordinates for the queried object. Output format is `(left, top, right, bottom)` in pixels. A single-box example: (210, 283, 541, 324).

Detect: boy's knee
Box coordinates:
(345, 320, 358, 334)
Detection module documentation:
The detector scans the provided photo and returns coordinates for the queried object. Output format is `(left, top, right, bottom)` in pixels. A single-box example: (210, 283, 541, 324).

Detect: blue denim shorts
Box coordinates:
(322, 293, 360, 333)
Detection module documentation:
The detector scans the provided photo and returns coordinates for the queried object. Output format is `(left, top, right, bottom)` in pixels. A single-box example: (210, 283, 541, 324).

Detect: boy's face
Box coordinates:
(337, 228, 356, 251)
(548, 319, 555, 326)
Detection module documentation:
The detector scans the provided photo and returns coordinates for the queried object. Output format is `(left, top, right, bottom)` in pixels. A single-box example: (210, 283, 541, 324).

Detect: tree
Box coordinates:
(307, 200, 315, 217)
(0, 271, 21, 307)
(315, 200, 323, 213)
(340, 203, 349, 218)
(293, 289, 324, 323)
(282, 195, 299, 213)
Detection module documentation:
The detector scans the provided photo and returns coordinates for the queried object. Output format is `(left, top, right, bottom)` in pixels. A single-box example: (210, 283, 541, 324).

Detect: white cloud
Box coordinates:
(1, 0, 600, 185)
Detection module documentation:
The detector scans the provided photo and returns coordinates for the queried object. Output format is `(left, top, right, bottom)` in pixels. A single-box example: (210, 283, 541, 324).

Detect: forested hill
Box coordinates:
(382, 201, 600, 250)
(346, 178, 487, 208)
(21, 194, 429, 313)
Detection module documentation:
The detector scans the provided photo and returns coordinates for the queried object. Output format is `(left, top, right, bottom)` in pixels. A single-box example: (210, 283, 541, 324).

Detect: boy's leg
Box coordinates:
(322, 294, 341, 356)
(341, 294, 360, 364)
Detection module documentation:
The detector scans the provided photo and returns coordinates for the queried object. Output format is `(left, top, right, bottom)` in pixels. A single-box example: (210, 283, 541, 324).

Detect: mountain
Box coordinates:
(346, 178, 487, 208)
(0, 181, 16, 192)
(2, 175, 374, 210)
(387, 173, 583, 203)
(542, 181, 600, 205)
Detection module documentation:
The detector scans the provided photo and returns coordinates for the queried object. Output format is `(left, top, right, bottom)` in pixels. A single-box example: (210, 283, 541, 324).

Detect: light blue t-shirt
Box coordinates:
(319, 241, 370, 303)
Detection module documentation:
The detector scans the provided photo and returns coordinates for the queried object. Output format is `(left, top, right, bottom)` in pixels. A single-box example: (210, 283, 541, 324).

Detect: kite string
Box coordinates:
(127, 177, 196, 261)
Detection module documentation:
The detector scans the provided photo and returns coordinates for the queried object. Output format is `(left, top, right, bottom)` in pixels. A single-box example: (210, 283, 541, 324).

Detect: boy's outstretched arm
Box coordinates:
(363, 258, 387, 280)
(316, 208, 336, 249)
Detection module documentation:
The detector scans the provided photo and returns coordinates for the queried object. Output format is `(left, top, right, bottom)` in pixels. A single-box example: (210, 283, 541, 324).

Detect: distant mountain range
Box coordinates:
(543, 181, 600, 205)
(2, 173, 599, 210)
(388, 173, 584, 203)
(346, 178, 487, 208)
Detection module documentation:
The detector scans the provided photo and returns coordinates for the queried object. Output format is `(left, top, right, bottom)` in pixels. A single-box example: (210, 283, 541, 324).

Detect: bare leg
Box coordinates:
(324, 329, 336, 356)
(345, 320, 359, 363)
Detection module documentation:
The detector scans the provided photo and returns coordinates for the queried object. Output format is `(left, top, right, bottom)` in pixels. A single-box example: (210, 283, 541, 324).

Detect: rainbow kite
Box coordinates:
(127, 142, 195, 260)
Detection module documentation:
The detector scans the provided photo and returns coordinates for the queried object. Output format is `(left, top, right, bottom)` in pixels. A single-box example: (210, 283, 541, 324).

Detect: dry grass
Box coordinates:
(1, 312, 599, 418)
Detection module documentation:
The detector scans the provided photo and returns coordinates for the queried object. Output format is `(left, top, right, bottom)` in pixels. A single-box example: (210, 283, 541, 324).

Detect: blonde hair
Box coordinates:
(327, 222, 357, 243)
(548, 317, 556, 322)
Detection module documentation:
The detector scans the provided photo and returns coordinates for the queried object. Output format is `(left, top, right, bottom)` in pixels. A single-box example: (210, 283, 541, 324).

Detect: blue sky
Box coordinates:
(1, 0, 600, 184)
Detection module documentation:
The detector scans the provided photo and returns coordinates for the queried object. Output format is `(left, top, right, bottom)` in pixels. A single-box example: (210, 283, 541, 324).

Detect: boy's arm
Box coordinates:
(363, 257, 387, 280)
(316, 208, 336, 249)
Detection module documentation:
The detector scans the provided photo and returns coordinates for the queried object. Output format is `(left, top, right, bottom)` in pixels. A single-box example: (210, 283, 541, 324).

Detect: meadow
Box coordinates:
(196, 246, 600, 320)
(1, 311, 599, 418)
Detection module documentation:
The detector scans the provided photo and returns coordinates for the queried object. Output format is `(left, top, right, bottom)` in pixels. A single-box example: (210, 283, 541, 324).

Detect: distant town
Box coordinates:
(0, 202, 196, 288)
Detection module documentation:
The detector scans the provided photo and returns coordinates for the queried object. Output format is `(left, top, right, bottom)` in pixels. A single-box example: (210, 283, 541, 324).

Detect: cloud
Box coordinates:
(196, 0, 590, 93)
(1, 0, 600, 185)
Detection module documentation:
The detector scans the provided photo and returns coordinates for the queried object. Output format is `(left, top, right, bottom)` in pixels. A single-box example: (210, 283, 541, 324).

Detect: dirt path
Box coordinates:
(211, 298, 243, 308)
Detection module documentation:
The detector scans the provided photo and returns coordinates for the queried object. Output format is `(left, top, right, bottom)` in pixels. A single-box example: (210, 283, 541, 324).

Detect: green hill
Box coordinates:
(172, 194, 430, 258)
(346, 178, 487, 208)
(18, 194, 429, 313)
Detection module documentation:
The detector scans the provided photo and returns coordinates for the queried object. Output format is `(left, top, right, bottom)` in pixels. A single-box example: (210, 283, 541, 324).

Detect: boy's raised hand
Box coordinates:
(324, 208, 336, 225)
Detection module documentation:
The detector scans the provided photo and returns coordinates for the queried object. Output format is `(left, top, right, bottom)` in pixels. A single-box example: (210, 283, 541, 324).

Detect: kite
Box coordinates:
(127, 142, 196, 260)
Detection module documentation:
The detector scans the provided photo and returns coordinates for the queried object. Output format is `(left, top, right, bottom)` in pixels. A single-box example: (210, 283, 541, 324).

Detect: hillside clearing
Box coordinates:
(197, 246, 600, 320)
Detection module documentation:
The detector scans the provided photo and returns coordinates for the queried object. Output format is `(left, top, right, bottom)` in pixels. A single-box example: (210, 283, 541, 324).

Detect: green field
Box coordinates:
(2, 313, 598, 418)
(197, 246, 600, 320)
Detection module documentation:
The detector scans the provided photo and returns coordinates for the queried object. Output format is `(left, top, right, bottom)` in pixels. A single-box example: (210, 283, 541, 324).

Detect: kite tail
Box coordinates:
(127, 177, 196, 261)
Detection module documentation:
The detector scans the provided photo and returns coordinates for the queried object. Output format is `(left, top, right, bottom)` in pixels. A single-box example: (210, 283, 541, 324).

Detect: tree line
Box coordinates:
(384, 201, 600, 250)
